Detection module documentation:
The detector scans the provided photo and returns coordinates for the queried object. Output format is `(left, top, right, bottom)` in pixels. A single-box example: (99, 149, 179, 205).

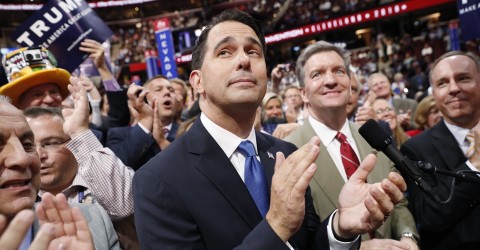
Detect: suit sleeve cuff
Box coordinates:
(327, 210, 360, 250)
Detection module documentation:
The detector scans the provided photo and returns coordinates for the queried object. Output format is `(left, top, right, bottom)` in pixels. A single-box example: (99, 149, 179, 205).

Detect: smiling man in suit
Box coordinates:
(133, 9, 408, 249)
(285, 41, 418, 249)
(401, 51, 480, 250)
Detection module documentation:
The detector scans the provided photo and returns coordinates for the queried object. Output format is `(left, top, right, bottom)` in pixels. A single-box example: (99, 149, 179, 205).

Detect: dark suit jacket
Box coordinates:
(107, 122, 178, 170)
(401, 120, 480, 250)
(133, 119, 332, 249)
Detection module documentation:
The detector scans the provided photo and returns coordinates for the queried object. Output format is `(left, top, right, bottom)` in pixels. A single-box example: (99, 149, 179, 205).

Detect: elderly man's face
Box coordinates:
(0, 101, 41, 220)
(18, 83, 63, 110)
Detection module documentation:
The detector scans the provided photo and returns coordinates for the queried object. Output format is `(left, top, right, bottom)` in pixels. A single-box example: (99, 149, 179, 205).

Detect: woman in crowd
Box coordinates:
(261, 92, 287, 134)
(406, 95, 443, 137)
(372, 98, 410, 148)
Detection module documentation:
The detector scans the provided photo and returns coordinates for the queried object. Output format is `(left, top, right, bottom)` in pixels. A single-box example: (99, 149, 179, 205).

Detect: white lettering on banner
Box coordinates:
(16, 0, 84, 46)
(158, 30, 175, 77)
(459, 4, 477, 14)
(44, 7, 63, 23)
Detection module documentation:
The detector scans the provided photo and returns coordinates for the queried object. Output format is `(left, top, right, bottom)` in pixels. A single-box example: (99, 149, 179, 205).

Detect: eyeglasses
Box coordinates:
(375, 107, 393, 115)
(36, 138, 71, 151)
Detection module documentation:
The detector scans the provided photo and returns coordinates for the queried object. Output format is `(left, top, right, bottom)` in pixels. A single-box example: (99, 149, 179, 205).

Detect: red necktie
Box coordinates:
(335, 132, 360, 179)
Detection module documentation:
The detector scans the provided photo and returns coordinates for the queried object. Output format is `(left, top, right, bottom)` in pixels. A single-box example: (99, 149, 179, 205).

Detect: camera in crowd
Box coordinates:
(22, 48, 44, 64)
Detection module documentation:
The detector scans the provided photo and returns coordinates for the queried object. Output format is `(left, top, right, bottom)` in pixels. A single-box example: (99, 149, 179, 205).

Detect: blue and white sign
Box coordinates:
(11, 0, 113, 72)
(457, 0, 480, 41)
(154, 18, 178, 79)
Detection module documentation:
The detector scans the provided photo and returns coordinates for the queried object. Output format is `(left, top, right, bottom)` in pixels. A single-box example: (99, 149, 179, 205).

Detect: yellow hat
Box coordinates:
(0, 47, 70, 107)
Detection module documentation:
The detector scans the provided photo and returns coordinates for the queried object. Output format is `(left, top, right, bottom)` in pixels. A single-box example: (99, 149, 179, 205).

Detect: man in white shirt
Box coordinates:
(285, 41, 419, 250)
(133, 9, 407, 250)
(401, 51, 480, 249)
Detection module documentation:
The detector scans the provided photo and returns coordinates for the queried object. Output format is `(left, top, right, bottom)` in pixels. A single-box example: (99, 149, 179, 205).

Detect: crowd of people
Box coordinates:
(1, 7, 480, 250)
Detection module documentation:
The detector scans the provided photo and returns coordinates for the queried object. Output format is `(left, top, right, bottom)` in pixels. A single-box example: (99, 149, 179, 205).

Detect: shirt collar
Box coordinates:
(200, 113, 257, 158)
(308, 116, 352, 146)
(38, 174, 89, 197)
(443, 119, 471, 146)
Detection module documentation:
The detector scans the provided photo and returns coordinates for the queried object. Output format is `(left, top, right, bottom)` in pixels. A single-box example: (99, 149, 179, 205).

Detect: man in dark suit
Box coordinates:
(400, 51, 480, 250)
(133, 9, 407, 249)
(107, 75, 178, 170)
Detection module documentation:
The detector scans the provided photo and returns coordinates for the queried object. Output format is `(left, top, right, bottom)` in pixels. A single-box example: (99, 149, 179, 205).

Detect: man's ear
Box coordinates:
(300, 87, 309, 104)
(190, 70, 205, 94)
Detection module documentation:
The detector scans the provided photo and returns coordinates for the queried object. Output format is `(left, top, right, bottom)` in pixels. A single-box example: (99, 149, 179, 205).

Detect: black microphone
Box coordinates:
(359, 119, 441, 203)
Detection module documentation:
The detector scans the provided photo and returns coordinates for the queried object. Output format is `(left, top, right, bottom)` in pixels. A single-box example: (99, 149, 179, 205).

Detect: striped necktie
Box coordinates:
(335, 132, 360, 179)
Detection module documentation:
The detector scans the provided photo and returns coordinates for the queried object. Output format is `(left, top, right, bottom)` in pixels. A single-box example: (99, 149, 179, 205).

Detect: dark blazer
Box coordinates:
(401, 120, 480, 250)
(133, 119, 332, 249)
(107, 122, 178, 170)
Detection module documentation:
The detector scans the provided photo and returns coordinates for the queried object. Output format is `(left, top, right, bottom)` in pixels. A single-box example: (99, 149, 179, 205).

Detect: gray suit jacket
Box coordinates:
(285, 120, 419, 240)
(34, 203, 120, 250)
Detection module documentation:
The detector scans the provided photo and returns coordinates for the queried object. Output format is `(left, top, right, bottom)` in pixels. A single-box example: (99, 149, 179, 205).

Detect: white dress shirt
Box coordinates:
(309, 116, 361, 182)
(200, 113, 359, 250)
(443, 120, 479, 172)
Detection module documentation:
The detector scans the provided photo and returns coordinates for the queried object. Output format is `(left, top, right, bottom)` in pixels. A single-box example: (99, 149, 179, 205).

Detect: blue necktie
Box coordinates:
(237, 140, 269, 217)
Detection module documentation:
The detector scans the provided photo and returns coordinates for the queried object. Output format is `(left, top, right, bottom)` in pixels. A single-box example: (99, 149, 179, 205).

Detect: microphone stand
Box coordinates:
(416, 161, 480, 183)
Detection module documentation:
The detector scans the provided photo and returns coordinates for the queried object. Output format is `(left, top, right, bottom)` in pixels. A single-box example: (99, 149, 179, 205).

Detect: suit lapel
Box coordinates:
(256, 132, 276, 190)
(187, 120, 263, 228)
(432, 121, 467, 171)
(350, 122, 378, 183)
(302, 120, 344, 207)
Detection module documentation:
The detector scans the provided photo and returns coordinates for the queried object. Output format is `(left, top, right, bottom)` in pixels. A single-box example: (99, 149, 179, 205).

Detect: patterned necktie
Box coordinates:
(162, 127, 170, 137)
(465, 130, 475, 159)
(237, 140, 269, 217)
(335, 132, 360, 179)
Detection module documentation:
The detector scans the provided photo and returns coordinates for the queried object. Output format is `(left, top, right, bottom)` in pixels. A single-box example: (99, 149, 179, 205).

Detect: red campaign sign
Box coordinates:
(154, 18, 171, 32)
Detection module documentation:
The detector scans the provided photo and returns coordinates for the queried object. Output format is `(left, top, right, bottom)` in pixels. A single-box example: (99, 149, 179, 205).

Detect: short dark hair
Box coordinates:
(191, 9, 266, 70)
(24, 106, 63, 119)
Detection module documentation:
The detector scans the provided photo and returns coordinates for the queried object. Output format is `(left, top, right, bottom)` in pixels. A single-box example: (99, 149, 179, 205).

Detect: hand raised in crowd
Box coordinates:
(354, 106, 377, 126)
(80, 39, 107, 70)
(77, 76, 102, 102)
(127, 83, 153, 130)
(151, 99, 171, 149)
(36, 193, 94, 250)
(62, 77, 90, 139)
(270, 64, 289, 93)
(335, 154, 407, 239)
(267, 136, 320, 241)
(362, 90, 377, 108)
(397, 109, 412, 128)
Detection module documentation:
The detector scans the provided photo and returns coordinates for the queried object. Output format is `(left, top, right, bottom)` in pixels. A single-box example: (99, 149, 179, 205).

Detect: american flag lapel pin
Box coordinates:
(267, 151, 275, 160)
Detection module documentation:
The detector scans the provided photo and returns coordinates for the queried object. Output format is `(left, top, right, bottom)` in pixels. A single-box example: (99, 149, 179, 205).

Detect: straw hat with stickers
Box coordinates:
(0, 47, 70, 109)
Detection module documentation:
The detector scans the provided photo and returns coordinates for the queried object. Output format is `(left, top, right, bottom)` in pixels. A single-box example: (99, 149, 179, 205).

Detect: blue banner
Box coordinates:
(145, 49, 160, 79)
(11, 0, 113, 72)
(457, 0, 480, 41)
(154, 18, 178, 79)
